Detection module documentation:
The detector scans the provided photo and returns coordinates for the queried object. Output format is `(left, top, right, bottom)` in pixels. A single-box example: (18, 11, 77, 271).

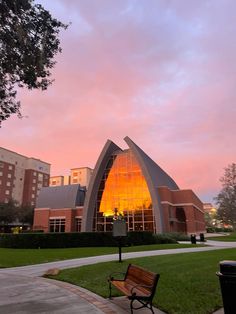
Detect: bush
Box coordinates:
(206, 227, 233, 233)
(126, 231, 157, 245)
(154, 234, 177, 244)
(0, 231, 180, 249)
(162, 232, 190, 241)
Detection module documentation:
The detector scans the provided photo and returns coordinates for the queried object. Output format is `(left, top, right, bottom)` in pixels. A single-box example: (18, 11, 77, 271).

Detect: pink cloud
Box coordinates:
(1, 0, 236, 203)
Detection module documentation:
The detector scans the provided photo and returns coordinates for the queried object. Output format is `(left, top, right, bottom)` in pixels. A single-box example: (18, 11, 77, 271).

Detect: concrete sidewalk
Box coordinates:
(0, 272, 164, 314)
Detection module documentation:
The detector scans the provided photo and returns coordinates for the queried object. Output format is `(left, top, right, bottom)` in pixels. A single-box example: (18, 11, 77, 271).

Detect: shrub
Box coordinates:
(0, 231, 180, 249)
(153, 234, 177, 244)
(206, 227, 233, 233)
(162, 232, 190, 241)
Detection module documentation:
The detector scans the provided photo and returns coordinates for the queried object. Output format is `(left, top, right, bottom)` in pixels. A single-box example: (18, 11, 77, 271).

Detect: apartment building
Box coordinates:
(50, 167, 93, 189)
(49, 176, 65, 186)
(0, 147, 50, 206)
(70, 167, 93, 187)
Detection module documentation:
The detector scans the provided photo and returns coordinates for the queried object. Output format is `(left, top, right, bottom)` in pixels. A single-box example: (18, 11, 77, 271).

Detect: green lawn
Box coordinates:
(0, 243, 199, 268)
(51, 248, 236, 314)
(207, 232, 236, 241)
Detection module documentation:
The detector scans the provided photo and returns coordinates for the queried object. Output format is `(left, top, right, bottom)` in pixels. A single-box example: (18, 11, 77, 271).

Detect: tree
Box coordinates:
(0, 199, 17, 225)
(0, 0, 67, 125)
(215, 163, 236, 230)
(17, 204, 34, 226)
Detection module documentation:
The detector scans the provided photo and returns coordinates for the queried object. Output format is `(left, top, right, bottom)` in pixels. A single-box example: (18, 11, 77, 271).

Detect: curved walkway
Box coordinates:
(0, 240, 234, 313)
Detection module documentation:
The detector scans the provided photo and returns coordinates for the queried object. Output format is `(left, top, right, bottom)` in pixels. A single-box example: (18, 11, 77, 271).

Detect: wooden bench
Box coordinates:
(108, 264, 160, 313)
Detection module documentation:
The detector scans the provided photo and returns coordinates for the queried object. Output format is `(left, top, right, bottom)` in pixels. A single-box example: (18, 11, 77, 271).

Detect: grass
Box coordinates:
(207, 232, 236, 241)
(51, 248, 236, 314)
(0, 243, 199, 268)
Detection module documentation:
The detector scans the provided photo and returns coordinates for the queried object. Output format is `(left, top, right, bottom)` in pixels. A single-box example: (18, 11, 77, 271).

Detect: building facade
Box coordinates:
(33, 137, 206, 235)
(0, 147, 50, 206)
(33, 184, 85, 232)
(49, 167, 93, 188)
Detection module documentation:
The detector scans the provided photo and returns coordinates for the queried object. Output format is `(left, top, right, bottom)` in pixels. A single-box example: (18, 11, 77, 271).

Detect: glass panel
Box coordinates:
(94, 150, 155, 232)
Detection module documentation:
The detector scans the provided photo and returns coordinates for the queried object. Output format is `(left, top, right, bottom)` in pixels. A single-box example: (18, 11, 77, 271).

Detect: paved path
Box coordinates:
(1, 240, 235, 277)
(0, 240, 234, 313)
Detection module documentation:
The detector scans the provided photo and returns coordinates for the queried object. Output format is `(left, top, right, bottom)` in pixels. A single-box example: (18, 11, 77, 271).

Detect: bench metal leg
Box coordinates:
(129, 299, 154, 314)
(108, 280, 112, 299)
(130, 299, 134, 314)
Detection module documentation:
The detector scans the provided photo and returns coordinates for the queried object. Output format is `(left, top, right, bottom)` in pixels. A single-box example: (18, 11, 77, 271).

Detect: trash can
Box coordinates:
(190, 234, 196, 244)
(216, 260, 236, 314)
(200, 233, 205, 242)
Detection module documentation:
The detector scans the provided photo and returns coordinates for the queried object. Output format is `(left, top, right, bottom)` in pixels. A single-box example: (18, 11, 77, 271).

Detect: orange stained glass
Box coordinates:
(99, 150, 152, 216)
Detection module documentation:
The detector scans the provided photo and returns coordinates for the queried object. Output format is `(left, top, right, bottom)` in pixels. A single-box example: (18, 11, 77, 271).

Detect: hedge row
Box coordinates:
(206, 227, 233, 233)
(0, 231, 178, 249)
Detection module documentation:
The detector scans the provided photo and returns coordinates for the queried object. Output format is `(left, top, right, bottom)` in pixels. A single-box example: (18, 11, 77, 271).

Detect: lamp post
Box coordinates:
(112, 208, 127, 262)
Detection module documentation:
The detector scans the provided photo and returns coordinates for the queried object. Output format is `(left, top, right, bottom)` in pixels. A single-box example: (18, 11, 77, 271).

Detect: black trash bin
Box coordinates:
(190, 234, 196, 244)
(200, 233, 205, 242)
(216, 260, 236, 314)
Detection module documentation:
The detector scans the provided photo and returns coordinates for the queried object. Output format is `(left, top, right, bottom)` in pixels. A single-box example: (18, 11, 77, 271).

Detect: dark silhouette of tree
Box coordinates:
(17, 204, 34, 226)
(0, 0, 67, 125)
(0, 200, 34, 231)
(215, 163, 236, 230)
(0, 199, 17, 225)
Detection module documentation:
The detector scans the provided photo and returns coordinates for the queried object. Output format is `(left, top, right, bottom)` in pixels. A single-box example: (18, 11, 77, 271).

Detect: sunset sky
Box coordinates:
(1, 0, 235, 203)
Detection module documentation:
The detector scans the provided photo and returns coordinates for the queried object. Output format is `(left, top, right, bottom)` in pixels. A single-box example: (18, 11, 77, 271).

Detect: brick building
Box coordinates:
(0, 147, 50, 206)
(33, 137, 205, 235)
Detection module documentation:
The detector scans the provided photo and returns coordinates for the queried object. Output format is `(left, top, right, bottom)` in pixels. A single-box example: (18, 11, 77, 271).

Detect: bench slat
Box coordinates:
(112, 280, 151, 297)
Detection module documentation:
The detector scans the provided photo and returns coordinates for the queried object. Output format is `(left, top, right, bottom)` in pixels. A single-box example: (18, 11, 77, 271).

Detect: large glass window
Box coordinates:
(49, 218, 65, 232)
(93, 150, 155, 232)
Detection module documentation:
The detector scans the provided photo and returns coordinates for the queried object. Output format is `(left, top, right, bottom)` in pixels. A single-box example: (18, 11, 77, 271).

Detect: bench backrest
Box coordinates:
(125, 264, 159, 297)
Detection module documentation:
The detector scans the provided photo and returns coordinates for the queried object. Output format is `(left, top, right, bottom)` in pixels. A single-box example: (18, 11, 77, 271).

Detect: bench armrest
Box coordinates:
(108, 272, 126, 282)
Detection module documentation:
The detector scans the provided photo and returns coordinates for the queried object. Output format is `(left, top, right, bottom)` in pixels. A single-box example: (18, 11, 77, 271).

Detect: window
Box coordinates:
(5, 190, 10, 195)
(0, 180, 2, 185)
(32, 186, 36, 191)
(31, 194, 35, 198)
(49, 218, 65, 232)
(38, 173, 43, 181)
(31, 201, 35, 206)
(75, 217, 82, 232)
(7, 173, 12, 178)
(6, 182, 11, 187)
(0, 162, 4, 168)
(33, 179, 36, 183)
(94, 150, 155, 233)
(37, 183, 42, 189)
(33, 172, 36, 176)
(8, 165, 13, 170)
(0, 172, 3, 176)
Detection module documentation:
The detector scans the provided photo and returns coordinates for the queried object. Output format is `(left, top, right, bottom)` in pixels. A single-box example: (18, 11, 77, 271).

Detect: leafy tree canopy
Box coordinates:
(215, 163, 236, 229)
(0, 200, 34, 226)
(0, 0, 67, 125)
(0, 199, 18, 224)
